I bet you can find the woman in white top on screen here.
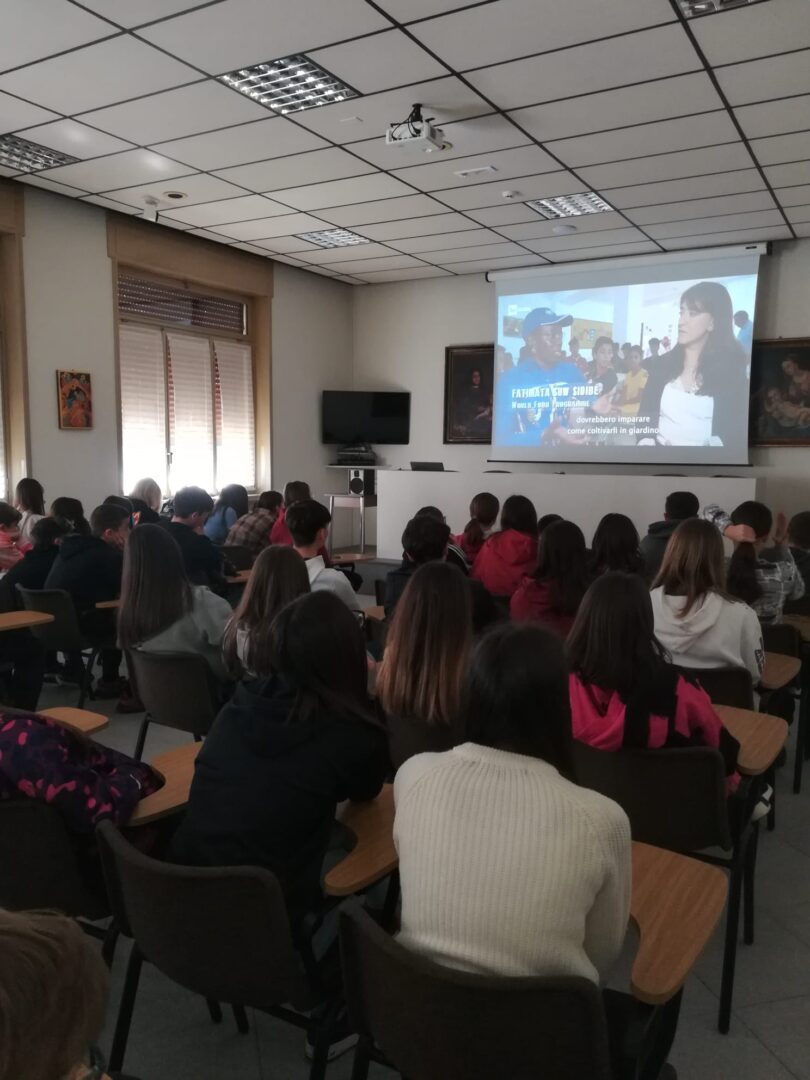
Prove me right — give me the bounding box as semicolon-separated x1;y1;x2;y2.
639;281;749;448
394;621;631;983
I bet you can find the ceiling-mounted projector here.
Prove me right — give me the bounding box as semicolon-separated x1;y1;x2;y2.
385;103;450;153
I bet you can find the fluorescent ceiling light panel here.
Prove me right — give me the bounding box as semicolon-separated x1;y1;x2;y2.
677;0;768;15
220;55;358;115
297;228;370;248
0;133;78;172
527;192;614;220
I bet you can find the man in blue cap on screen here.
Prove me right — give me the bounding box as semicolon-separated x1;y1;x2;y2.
495;306;589;446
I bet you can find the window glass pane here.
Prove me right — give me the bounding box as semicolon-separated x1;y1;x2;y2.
166;332;214;493
118;323;167;495
214;339;255;490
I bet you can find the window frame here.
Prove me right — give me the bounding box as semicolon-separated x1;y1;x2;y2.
108;215;272;497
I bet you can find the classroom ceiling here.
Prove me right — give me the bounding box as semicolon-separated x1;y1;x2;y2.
0;0;808;285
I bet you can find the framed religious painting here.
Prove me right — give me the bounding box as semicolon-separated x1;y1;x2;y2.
56;370;93;430
749;338;810;446
443;344;494;444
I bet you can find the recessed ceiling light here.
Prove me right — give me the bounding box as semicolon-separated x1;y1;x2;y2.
677;0;768;16
0;134;78;173
551;223;578;235
163;191;187;200
527;192;613;220
297;228;370;249
219;54;358;114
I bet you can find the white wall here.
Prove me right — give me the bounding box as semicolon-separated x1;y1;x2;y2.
16;190;356;526
353;240;810;541
270;262;354;501
22;189;119;511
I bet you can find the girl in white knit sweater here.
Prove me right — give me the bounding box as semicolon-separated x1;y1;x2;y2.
394;622;631;984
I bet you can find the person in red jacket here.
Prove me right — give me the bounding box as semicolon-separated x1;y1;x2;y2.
567;572;739;790
270;480;312;546
511;519;590;636
452;491;500;563
471;494;537;598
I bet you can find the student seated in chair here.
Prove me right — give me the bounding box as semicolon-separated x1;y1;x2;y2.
384;514;496;634
394;620;679;1079
225;490;283;559
470;495;538;598
0;907;144;1080
639;490;699;582
0;516;69;613
568;572;740;790
45;502;130;697
171;591;388;933
118;524;233;682
377;561;472;770
159;486;230;593
285;499;361;612
787;510;810;604
270;480;312;546
510;519;590;637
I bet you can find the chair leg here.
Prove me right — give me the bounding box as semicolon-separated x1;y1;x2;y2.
77;649;98;709
108;945;143;1073
743;823;759;946
101;924;119;968
232;1004;250;1034
718;854;744;1034
350;1035;373;1080
206;999;223;1024
133;716;150;762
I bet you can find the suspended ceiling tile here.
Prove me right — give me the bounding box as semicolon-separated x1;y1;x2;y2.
15;118;134;159
40;148;193;192
215;147;375;192
409;0;676;72
511;73;723;144
267;172;415;210
466;24;698;112
391;144;558;192
81;80;269;145
0;91;58;135
0;36;200;114
0;0;114;73
716;49;810;106
309;30;447;95
691;0;810;67
606;168;765;209
159;193;291;226
580;143;753;190
152;117;328;172
138;0;390;74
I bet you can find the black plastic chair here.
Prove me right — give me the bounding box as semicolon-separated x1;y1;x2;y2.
762;623;807;794
127;650;221;760
339;904;613;1080
216;544;253;570
0;800;117;963
675;664;754;709
16;587;103;708
572;741;758;1035
96;821;341;1079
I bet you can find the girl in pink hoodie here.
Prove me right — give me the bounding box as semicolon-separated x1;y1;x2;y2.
567;572;740;788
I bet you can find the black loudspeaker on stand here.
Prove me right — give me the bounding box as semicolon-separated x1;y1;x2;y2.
348;469;376;496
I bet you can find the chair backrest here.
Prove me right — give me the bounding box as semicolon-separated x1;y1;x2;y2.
762;623;803;659
95;821;309;1008
16;587;85;650
374;579;385;606
0;800;108;918
784;594;810;617
676;664;754;709
127;650;220;735
572;741;731;852
217;544;253;570
339;905;612;1080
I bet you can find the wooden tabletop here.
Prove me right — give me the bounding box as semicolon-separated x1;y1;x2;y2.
630;842;727;1005
226;569;251;585
716;704;788;776
365;605;385;622
326;785;397;896
761;650;802;690
39;706;109;736
127;741;201;826
96;599;120;610
783;614;810;643
0;610;54;631
333;552;378;565
324;789;726;1005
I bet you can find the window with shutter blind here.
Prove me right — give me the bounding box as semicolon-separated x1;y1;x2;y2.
117;275;255;496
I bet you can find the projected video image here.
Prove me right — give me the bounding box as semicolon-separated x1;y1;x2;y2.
494;274;758;461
